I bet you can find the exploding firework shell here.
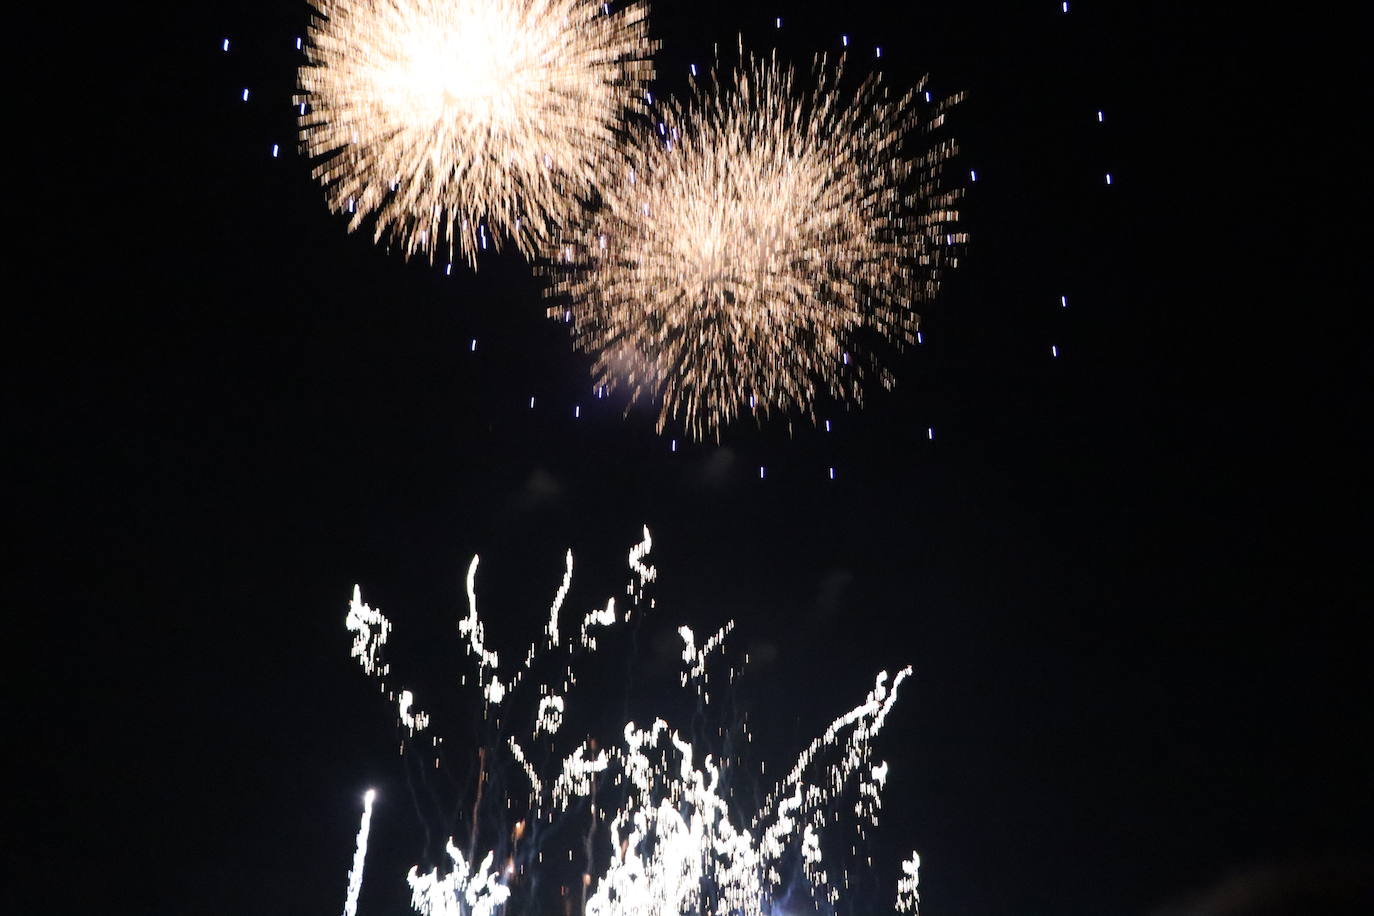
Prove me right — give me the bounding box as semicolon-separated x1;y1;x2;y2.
297;0;656;267
547;47;965;440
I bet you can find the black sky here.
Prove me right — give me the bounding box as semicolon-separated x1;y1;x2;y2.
18;2;1369;914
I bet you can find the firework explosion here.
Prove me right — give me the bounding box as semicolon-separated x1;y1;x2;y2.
546;48;965;439
297;0;655;266
342;527;920;915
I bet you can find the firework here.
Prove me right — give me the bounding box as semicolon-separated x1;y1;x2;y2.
343;788;376;916
342;527;919;915
298;0;655;266
546;47;965;439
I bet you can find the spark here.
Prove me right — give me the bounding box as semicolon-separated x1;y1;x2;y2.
342;788;376;916
297;0;655;268
546;46;964;439
896;850;921;913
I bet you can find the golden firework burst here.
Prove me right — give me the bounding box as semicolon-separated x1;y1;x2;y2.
298;0;655;267
547;47;965;439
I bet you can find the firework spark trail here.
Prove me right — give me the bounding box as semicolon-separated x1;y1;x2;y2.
298;0;655;267
896;850;921;913
343;788;376;916
343;527;919;915
547;46;965;439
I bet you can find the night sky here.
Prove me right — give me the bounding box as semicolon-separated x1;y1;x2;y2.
20;2;1369;914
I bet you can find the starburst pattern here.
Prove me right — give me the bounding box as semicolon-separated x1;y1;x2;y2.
297;0;655;266
546;48;965;439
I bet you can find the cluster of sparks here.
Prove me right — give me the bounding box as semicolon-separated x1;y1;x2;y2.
298;0;654;266
343;527;920;916
547;49;966;439
292;2;963;436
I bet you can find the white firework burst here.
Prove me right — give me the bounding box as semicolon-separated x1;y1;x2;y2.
546;46;965;439
298;0;656;267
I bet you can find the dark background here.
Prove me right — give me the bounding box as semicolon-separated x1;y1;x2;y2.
18;2;1368;914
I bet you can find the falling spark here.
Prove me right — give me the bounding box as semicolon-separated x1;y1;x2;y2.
342;788;376;916
297;0;656;268
546;46;964;439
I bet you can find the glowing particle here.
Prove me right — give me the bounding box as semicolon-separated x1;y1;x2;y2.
222;38;230;52
530;396;536;408
1097;110;1104;122
1061;295;1067;307
927;427;934;439
1105;172;1113;185
242;88;250;101
272;144;280;157
575;405;580;417
970;169;977;181
1051;344;1059;357
829;467;835;479
471;338;477;352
